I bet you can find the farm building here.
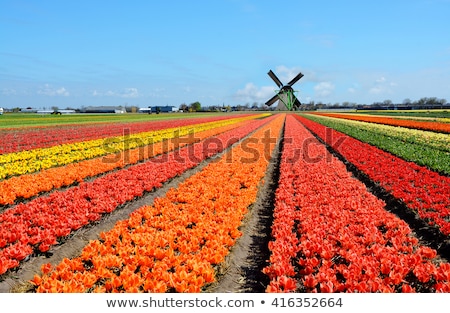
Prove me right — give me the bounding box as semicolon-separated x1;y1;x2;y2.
150;106;179;113
82;106;126;113
37;109;76;114
137;107;152;114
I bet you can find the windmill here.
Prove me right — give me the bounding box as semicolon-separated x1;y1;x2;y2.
265;69;304;111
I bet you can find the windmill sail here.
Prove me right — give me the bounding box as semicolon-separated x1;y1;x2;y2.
268;70;283;88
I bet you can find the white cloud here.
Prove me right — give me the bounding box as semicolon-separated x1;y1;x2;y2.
314;82;335;97
1;88;18;96
93;87;139;98
235;83;275;103
369;86;384;94
37;84;69;96
303;34;337;48
369;76;396;95
121;88;139;98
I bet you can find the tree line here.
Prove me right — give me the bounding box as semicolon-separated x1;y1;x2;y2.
288;97;449;111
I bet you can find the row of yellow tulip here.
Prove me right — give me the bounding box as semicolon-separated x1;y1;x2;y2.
346;113;450;124
0;114;269;180
309;114;450;152
0;118;257;205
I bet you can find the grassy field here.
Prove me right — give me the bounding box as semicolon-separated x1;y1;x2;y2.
0;112;225;128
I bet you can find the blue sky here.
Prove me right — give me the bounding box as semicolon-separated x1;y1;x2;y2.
1;0;450;109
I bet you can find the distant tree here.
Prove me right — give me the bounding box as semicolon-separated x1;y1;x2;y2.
403;98;412;105
314;102;325;110
189;101;201;112
236;104;245;111
179;103;189;112
125;105;138;113
259;103;268;111
302;101;313;111
416;97;428;106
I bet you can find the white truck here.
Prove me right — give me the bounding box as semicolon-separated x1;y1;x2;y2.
0;107;3;115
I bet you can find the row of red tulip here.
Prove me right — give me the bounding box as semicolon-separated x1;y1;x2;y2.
294;114;450;236
0;115;250;154
0;116;271;276
263;115;450;292
30;114;285;292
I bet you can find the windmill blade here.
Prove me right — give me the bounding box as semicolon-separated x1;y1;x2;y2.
287;72;304;86
293;97;302;109
268;70;283;88
265;94;279;106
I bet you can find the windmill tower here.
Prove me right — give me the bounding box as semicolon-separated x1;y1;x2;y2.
265;70;303;110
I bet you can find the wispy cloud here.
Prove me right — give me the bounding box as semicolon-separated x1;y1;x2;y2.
314;82;335;97
234;83;274;103
1;88;18;96
37;84;69;96
303;34;338;48
369;76;396;95
93;87;139;98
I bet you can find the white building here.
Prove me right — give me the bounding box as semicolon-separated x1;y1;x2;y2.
138;107;152;113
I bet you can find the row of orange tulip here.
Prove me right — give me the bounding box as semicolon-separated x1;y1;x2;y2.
0;116;272;275
30;114;285;292
0;116;258;206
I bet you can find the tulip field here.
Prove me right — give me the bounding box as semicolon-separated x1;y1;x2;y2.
0;111;449;293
